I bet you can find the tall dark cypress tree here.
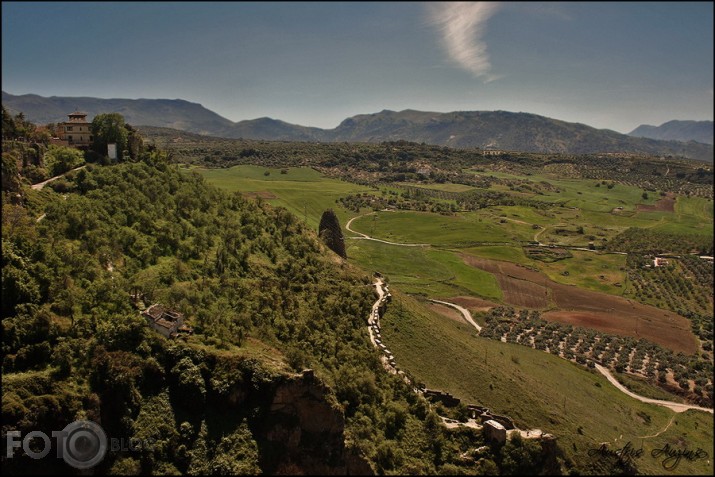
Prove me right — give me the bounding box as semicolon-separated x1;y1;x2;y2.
318;209;347;258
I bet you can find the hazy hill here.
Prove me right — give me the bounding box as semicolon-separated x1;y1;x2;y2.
1;91;236;136
231;117;326;141
3;91;712;161
325;109;713;161
629;120;714;145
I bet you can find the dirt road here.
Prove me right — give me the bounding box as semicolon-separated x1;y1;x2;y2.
31;165;86;190
594;364;713;414
428;299;481;332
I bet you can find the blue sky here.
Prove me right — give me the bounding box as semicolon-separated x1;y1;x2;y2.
2;1;713;133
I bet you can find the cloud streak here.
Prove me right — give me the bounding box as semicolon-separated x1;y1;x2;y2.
428;2;501;81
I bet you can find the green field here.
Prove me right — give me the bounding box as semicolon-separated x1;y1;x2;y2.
477;171;661;212
461;247;628;295
648;196;714;237
347;239;502;300
348;210;517;246
381;290;714;475
397;181;476;193
538;250;627;294
196;165;374;230
461;245;533;265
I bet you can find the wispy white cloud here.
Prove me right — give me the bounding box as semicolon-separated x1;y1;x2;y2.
427;2;502;81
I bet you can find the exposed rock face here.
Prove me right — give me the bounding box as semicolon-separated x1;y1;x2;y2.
319;209;347;258
256;369;373;475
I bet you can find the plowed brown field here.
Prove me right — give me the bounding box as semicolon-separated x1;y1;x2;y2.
461;255;698;354
636;192;676;212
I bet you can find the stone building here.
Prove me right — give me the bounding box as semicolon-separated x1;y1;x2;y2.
142;303;191;339
57;111;93;148
483;419;507;443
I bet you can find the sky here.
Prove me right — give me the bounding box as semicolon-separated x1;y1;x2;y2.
2;1;713;133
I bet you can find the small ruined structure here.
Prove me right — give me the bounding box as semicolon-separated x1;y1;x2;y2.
423;389;461;407
142;303;192;339
483;420;507;444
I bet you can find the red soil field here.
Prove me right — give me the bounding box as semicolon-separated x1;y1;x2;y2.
636;193;676;212
461;255;698;355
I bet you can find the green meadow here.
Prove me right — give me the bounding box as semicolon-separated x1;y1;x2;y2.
649;196;714;237
397;181;477;193
461;247;628;295
381;290;714;475
347;239;502;300
197;165;374;230
477;171;661;213
347;210;516;246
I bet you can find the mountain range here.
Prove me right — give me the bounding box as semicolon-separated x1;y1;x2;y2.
628;120;713;145
3;91;712;162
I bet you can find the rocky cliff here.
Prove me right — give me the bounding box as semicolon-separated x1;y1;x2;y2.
256;369;373;475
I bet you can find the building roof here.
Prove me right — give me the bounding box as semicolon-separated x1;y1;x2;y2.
143;303;184;323
65;111;90;123
484;420;506;430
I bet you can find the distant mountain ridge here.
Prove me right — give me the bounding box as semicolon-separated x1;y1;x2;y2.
628;120;713;145
3;91;712;162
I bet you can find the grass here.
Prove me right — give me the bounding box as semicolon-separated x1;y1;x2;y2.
196;165;374;230
646;196;714;237
459;247;627;296
348;210;515;246
186;336;290;374
537;250;627;295
397;181;476;193
461;245;533;265
676;196;714;220
381;290;714;475
347;239;502;300
478;171;660;213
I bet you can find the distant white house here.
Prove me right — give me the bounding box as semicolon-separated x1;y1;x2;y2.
653;257;670;267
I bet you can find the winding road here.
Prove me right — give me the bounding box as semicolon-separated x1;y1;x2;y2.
594;364;713;414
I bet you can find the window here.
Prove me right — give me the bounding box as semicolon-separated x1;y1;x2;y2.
66;126;73;131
